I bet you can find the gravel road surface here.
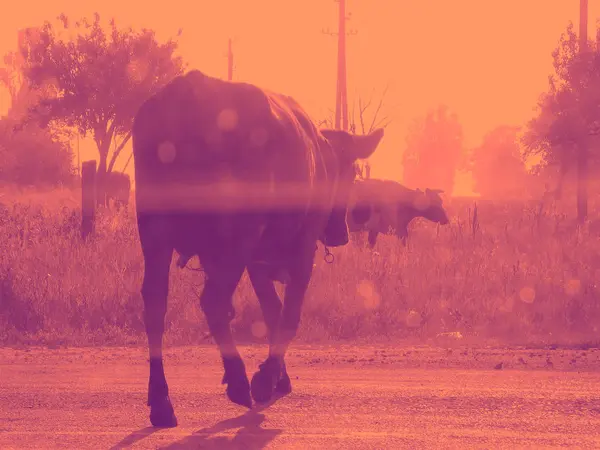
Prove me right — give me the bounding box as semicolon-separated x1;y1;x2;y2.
1;345;600;449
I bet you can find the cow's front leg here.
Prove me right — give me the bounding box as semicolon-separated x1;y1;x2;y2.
247;263;292;397
200;261;252;408
141;243;176;428
250;245;315;403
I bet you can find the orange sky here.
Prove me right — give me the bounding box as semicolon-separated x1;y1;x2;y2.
0;1;597;195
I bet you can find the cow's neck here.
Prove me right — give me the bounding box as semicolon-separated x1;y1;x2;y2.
398;207;419;227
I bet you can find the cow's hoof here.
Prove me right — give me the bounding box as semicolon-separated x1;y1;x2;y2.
275;369;292;395
251;357;282;403
226;380;253;408
222;357;252;409
149;396;178;428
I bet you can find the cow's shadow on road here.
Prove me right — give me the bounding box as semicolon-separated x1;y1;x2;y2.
161;404;282;450
111;398;283;450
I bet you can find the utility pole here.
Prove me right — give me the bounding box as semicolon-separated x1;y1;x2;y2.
77;134;80;177
578;0;588;223
323;0;357;131
227;38;234;81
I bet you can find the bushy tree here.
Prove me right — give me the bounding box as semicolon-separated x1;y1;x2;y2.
19;13;185;202
0;118;75;186
0;29;75;187
402;104;463;194
0;28;56;122
467;125;530;198
522;22;600;219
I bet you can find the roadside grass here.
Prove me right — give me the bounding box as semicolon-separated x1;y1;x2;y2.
1;185;599;348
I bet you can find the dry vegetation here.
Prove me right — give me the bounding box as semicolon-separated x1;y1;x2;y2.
1;186;599;348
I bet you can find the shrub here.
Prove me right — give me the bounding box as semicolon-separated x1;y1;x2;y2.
0;119;75;187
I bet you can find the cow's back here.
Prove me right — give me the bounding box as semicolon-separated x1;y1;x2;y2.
348;179;418;233
132;70;335;256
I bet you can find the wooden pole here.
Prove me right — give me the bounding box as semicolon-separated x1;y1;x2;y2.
577;0;588;223
335;0;345;129
77;134;80;177
336;0;350;131
580;0;588;52
81;160;97;240
323;0;356;131
227;38;234;81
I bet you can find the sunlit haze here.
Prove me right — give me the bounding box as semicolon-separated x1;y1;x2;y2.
0;1;596;195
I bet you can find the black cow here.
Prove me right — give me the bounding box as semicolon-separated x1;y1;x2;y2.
347;179;449;247
132;70;383;427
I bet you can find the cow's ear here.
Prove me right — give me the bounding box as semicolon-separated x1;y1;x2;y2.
320;129;350;148
349;128;384;160
320;128;384;161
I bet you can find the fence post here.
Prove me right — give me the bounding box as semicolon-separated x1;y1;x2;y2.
472;201;479;238
81;160;97;240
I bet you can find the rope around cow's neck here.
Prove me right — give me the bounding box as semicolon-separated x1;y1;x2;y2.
323;246;335;264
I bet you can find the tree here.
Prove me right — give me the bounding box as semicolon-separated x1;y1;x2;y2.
349;86;392;179
319;86;393;179
0;52;23;112
0;118;75;186
0;28;55;121
19;13;185;203
467;125;530;198
522;22;600;217
402;104;463;194
348;85;393;135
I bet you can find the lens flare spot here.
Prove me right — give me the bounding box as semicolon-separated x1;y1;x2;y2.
251;321;267;339
413;195;431;211
406;309;422;328
157;141;177;164
519;287;536;304
564;279;581;296
357;280;380;310
217;108;239;131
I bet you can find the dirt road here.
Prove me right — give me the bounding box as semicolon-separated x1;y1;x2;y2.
1;345;600;449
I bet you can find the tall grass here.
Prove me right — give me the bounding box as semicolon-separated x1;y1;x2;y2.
1;186;599;347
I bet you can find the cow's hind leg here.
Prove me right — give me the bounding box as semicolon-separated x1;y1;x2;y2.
247;263;292;397
200;256;254;408
139;217;176;428
250;245;315;403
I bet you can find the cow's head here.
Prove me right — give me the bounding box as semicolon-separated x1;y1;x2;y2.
349;199;373;227
318;128;384;247
346;179;375;230
412;188;450;225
